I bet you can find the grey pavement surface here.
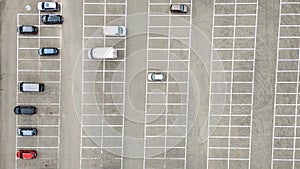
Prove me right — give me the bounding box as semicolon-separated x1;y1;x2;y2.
0;0;298;169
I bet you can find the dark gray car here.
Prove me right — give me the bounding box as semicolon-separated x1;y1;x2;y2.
38;47;59;56
17;25;38;34
14;106;37;115
42;14;63;24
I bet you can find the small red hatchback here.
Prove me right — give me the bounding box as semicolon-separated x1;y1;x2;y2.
17;150;37;159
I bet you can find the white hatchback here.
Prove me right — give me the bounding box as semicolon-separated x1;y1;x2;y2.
147;72;166;81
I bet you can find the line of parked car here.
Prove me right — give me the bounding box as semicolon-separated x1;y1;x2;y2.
16;1;61;160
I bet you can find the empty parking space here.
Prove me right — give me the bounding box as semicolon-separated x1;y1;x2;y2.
207;0;258;169
271;1;300;169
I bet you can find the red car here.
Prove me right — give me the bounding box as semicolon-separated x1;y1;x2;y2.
17;150;37;159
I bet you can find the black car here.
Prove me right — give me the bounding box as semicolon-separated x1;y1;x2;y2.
17;25;38;34
38;47;59;56
42;14;63;24
14;106;37;115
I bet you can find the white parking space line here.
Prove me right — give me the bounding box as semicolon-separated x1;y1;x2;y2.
81;0;127;168
215;14;257;17
39;25;62;28
271;1;300;168
214;25;256;28
144;0;192;168
149;3;191;5
214;2;257;5
17;147;59;149
18;48;40;49
18;36;61;39
207;0;258;168
84;2;126;5
149;25;190;28
84;14;125;16
16;125;60;127
18;58;61;61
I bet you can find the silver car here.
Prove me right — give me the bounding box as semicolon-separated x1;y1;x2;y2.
18;128;37;136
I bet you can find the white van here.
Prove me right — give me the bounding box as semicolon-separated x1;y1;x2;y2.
103;26;126;36
88;47;117;60
19;82;45;92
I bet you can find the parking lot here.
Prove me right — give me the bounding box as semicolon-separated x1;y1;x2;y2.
16;1;62;168
0;0;298;169
207;0;258;168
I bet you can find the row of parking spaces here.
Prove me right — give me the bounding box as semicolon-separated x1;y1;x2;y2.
81;0;127;168
144;1;192;169
207;1;258;169
271;1;300;169
16;11;61;169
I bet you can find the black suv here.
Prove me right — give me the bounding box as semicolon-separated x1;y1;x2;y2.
14;106;37;115
42;14;63;24
17;25;38;34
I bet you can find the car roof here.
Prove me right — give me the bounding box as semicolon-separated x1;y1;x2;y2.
22;26;34;31
22;130;34;135
45;2;57;8
22;153;32;159
44;48;56;54
154;74;164;78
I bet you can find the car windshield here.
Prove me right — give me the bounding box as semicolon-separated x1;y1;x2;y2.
180;5;184;11
118;27;123;34
151;74;156;80
44;48;55;54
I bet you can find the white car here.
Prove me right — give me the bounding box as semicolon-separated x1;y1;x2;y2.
147;72;166;81
170;4;188;13
37;2;60;12
103;26;126;36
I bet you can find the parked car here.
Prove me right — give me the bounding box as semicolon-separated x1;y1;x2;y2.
19;82;45;92
147;72;166;81
103;26;126;36
17;25;38;34
42;14;63;24
14;106;37;115
37;2;60;12
38;47;59;56
18;128;38;136
17;150;37;159
170;4;188;13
